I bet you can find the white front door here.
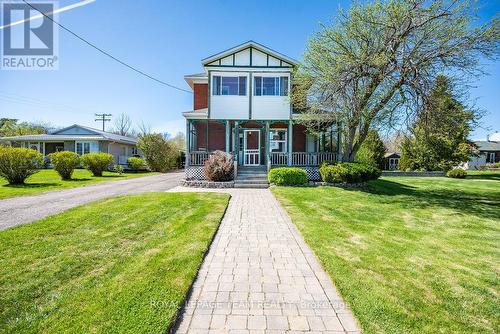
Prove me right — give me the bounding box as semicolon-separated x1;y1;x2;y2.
243;129;260;166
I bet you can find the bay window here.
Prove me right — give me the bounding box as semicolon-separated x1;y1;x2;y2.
254;76;289;96
212;76;247;96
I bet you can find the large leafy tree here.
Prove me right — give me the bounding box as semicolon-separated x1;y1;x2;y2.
293;0;499;161
0;119;51;137
399;75;477;171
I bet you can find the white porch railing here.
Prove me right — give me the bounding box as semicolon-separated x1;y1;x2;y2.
292;152;337;166
244;149;260;166
188;151;210;166
269;152;337;166
269;152;288;166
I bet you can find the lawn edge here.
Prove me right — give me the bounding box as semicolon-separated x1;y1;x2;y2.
270;187;364;332
167;192;232;334
0;171;161;201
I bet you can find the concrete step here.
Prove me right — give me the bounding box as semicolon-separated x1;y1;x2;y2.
234;183;269;189
236;174;268;179
234;179;269;184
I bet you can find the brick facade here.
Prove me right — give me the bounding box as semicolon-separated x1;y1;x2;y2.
193;83;208;110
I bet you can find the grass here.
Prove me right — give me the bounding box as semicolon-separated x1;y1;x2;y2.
0;192;230;334
0;169;155;199
272;171;500;334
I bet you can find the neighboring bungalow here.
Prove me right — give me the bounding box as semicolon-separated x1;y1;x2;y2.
0;124;140;165
465;139;500;170
183;41;340;185
383;152;401;170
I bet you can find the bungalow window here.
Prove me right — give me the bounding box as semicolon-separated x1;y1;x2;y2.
254;76;289;96
269;129;287;152
76;141;99;155
212;76;246;96
131;147;138;155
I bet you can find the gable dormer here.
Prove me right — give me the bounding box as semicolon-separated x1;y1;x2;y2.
202;41;296;69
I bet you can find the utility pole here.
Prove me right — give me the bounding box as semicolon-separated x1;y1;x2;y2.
94;113;112;131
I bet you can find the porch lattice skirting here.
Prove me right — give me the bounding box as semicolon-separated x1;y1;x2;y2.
186;166;321;181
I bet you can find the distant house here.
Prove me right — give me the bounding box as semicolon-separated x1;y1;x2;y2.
383;152;401;170
0;124;140;165
465;140;500;169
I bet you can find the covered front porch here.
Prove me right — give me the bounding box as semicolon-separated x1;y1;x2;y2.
185;119;341;170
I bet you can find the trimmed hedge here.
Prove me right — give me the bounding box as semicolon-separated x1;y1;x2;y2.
0;147;43;184
320;162;381;183
446;168;467;179
127;157;145;171
81;153;114;177
268;167;307;186
49;151;80;180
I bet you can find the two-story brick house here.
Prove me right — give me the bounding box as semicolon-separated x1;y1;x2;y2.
183;41;340;182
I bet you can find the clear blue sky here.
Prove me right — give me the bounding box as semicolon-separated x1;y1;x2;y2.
1;0;498;139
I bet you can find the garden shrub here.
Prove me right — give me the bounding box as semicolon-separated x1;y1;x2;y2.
268;167;307;186
0;147;43;184
127;157;145;171
203;150;234;182
137;134;177;172
81;152;113;177
320;162;381;183
49;151;79;180
446;168;467;179
113;164;124;175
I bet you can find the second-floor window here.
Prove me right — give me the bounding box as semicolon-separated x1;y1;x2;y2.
212;76;247;96
254;76;289;96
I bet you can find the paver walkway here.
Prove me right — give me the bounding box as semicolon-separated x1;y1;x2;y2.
0;172;182;231
169;187;361;334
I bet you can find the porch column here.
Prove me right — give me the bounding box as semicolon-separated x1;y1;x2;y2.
265;121;270;166
233;121;239;160
288;120;293;166
185;119;190;166
225;120;230;153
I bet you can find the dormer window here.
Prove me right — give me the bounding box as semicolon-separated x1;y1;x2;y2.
254;76;289;96
212;76;247;96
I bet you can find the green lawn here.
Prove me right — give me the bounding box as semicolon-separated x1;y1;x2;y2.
0;169;155;199
0;192;230;334
272;172;499;334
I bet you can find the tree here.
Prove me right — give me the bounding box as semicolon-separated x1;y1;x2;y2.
355;130;386;168
399;75;477;171
293;0;499;162
137;134;177;172
168;132;186;151
0;119;52;137
112;113;132;136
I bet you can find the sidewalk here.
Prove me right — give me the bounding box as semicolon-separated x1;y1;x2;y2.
169;187;361;334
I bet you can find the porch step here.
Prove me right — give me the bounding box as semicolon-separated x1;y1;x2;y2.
234;179;269;184
234;182;269;189
236;173;268;179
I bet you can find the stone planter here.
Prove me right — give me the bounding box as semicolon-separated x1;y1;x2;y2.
181;179;234;188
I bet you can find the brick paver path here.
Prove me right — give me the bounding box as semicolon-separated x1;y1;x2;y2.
169;187;361;334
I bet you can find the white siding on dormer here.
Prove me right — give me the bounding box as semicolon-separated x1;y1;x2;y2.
252;49;267;66
268;56;280;66
251;72;291;120
234;49;250;66
220;55;233;65
210;71;250;120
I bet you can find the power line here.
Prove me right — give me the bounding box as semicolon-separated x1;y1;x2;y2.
95;113;112;131
21;0;192;94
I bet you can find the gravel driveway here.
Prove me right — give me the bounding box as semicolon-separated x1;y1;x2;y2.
0;172;183;231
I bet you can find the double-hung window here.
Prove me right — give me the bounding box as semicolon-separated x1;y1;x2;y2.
212;76;247;96
269;129;287;152
76;141;99;155
254;76;289;96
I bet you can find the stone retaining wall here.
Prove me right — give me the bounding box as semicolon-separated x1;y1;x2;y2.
181;179;234;188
